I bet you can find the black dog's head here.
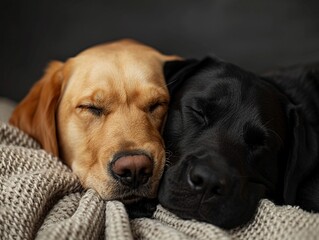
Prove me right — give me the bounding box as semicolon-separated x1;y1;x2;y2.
158;57;318;229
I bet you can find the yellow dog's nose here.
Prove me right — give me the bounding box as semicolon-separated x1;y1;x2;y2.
111;154;153;188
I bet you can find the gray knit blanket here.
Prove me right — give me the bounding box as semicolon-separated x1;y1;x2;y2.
0;122;319;240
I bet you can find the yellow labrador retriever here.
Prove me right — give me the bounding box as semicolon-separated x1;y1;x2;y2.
10;39;179;203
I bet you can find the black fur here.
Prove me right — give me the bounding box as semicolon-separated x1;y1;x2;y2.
158;57;319;229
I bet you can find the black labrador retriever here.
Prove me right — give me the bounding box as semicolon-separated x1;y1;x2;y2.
158;57;319;229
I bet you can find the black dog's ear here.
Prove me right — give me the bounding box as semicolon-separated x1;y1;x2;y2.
283;104;318;205
164;57;221;94
164;59;200;94
164;59;199;82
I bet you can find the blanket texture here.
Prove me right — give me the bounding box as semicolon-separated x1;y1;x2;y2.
0;122;318;240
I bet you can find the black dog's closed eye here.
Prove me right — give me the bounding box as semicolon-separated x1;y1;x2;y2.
188;107;209;126
243;123;266;151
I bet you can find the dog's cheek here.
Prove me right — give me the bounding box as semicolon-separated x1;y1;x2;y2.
83;164;117;200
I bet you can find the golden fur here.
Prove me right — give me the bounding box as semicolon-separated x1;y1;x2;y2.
10;39;180;202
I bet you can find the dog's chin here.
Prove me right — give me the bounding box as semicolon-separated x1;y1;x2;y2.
159;182;266;229
160;195;261;229
109;182;156;204
125;197;159;219
88;177;156;202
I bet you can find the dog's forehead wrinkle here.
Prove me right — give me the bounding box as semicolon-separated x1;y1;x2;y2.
76;39;158;58
72;52;163;87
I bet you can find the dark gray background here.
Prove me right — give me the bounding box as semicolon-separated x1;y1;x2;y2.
1;0;319;102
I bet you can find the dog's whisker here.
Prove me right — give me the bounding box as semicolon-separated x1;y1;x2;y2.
267;129;284;145
260;119;284;144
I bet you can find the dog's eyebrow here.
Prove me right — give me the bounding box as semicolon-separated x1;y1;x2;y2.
148;92;168;101
147;89;169;104
77;91;118;106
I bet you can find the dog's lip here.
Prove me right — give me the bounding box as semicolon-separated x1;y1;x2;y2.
246;176;272;192
119;194;143;204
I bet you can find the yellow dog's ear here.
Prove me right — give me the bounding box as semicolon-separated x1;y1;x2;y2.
9;61;64;156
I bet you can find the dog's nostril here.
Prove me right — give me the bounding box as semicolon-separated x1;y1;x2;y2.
111;154;153;188
188;165;226;195
189;171;205;189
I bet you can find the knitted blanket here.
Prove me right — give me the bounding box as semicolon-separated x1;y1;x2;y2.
1;121;318;240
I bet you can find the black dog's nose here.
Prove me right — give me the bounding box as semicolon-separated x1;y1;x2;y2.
111;154;153;188
188;164;227;195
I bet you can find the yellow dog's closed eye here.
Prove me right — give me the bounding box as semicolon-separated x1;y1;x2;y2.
77;104;105;117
